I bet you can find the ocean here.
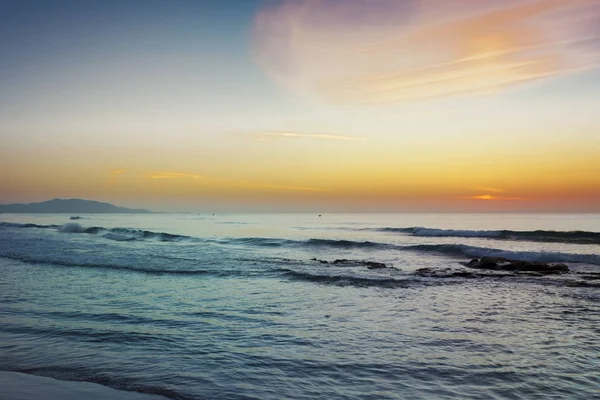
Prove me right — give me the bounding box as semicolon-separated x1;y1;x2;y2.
0;213;599;399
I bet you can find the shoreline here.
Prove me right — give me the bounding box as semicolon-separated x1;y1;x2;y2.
0;371;171;400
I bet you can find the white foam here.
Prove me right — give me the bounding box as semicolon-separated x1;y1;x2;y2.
455;245;600;265
0;372;169;400
58;223;84;233
412;227;501;237
102;232;137;241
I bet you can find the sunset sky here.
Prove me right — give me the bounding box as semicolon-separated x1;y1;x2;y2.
1;0;599;212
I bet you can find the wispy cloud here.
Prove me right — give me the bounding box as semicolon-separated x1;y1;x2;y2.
108;169;126;184
150;171;203;180
253;131;363;141
254;0;600;104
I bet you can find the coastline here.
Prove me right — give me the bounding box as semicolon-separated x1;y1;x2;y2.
0;372;170;400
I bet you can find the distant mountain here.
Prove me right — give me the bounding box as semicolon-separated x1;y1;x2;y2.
0;198;152;213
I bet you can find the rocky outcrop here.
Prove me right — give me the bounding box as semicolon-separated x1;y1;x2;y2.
415;267;484;278
311;258;389;269
413;259;600;287
463;256;569;275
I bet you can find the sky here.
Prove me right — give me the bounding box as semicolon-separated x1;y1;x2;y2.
1;0;599;212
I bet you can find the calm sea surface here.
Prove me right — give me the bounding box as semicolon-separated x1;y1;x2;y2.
1;213;599;399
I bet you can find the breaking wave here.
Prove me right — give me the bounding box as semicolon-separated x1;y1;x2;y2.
68;224;188;242
0;221;192;242
2;221;599;265
225;237;600;265
374;226;600;244
0;222;58;229
229;237;600;265
402;244;600;265
91;227;190;242
58;222;85;233
220;237;387;249
279;269;413;288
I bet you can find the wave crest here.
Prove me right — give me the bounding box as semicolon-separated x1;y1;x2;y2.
280;269;412;289
0;253;224;276
58;223;85;233
404;244;600;265
1;221;192;242
3;221;599;265
375;226;600;244
0;222;57;229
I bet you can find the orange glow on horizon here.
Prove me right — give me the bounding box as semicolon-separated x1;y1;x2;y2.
460;194;528;201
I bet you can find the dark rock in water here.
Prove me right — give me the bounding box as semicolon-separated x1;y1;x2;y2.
311;258;389;269
70;216;82;220
463;256;569;275
415;258;579;282
331;259;388;269
415;267;474;278
330;259;351;264
414;267;506;279
365;262;388;270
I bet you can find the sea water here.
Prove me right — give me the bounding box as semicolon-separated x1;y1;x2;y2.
1;213;599;399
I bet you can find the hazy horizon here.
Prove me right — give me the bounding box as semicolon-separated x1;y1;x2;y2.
2;0;600;213
3;197;600;214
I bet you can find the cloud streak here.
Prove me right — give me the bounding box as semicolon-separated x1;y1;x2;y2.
150;171;203;180
254;0;600;104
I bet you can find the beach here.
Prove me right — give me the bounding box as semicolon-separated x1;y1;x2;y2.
0;371;169;400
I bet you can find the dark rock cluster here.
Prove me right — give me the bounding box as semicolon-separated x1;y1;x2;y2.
414;267;488;279
463;256;569;275
311;258;389;269
413;256;593;284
